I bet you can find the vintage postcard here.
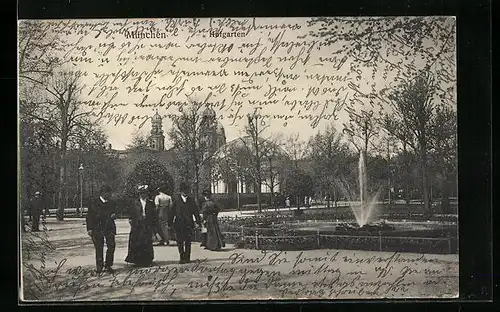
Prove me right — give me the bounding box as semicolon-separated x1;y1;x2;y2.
18;17;458;301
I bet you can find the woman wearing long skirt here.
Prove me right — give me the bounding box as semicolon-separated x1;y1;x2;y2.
200;189;225;251
125;185;155;266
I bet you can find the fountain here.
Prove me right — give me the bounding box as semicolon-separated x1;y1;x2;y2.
337;151;394;232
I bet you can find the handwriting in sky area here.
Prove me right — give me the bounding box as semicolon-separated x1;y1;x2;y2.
36;18;362;131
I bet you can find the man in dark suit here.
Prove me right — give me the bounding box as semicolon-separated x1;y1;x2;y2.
86;184;117;274
29;191;45;232
168;182;201;264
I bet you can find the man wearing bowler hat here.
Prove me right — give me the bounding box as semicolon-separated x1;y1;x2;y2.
168;182;201;264
29;191;45;232
86;184;117;274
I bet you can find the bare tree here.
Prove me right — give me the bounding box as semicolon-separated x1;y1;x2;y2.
18;21;65;210
168;99;216;197
36;70;92;220
307;17;456;109
18;20;65;86
342;108;379;161
260;137;286;210
126;129;150;150
236;112;272;213
309;125;350;208
429;106;457;213
385;73;437;215
284;133;309;168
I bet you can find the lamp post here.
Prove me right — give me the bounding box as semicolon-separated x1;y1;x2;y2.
264;150;274;211
78;164;84;217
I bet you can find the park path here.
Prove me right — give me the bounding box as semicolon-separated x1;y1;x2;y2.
20;219;458;301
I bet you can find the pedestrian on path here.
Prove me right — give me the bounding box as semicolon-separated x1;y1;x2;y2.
154;186;173;246
200;189;225;251
125;185;156;267
86;185;117;274
29;191;44;232
168;182;201;264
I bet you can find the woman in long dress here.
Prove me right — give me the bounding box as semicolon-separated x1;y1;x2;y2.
200;189;225;251
125;185;155;266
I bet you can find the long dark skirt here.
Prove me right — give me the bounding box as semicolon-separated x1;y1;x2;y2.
125;220;154;266
205;215;225;251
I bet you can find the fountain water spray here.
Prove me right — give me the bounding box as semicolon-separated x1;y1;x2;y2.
351;151;380;227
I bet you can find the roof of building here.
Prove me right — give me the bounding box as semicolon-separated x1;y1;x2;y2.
152;110;162;122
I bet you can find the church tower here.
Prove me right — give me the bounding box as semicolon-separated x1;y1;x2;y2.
148;110;165;151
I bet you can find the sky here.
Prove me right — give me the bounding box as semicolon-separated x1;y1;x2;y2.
22;17;456;151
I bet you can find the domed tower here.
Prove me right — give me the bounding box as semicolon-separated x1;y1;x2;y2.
200;107;217;151
215;121;226;149
148;110;165;151
199;107;227;193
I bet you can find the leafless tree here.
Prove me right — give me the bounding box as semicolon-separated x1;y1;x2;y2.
342;108;379;160
309;125;350;208
236;113;270;212
385;73;437;215
283;133;309;168
168;98;216;197
30;70;93;220
429;105;457;213
126;129;150;150
307;17;456;109
18;20;65;87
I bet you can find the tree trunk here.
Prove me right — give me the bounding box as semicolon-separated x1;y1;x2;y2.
326;190;331;209
256;178;262;213
57;137;67;221
194;163;200;196
334;188;338;208
403;149;411;208
441;171;451;214
57;162;65;220
421;153;431;217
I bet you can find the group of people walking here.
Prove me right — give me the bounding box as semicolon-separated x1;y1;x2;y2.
85;182;225;274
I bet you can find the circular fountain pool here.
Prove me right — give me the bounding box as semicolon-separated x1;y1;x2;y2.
271;220;457;237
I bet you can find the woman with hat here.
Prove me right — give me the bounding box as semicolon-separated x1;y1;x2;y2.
200;189;225;251
125;185;155;267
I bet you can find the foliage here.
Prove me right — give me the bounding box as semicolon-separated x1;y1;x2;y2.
342;108;379;156
18;20;65;87
308;125;350;203
126;128;150;150
168;99;216;195
125;159;174;197
282;167;314;206
428;106;457;212
384;73;440;214
307;17;456;108
283;133;309;167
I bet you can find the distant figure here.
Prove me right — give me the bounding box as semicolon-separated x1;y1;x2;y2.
86;184;117;274
154;186;173;246
200;189;225;251
168;182;201;264
274;193;281;212
125;185;155;267
285;197;291;210
29;191;44;232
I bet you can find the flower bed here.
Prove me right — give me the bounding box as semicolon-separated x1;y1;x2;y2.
216;210;458;254
218;210;458;227
223;233;457;254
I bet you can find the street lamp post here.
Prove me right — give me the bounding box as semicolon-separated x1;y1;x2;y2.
265;150;274;211
78;164;84;217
